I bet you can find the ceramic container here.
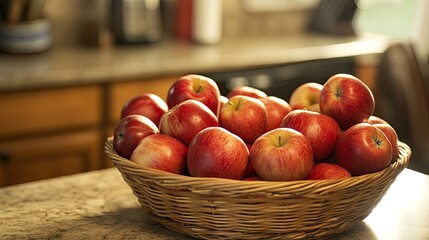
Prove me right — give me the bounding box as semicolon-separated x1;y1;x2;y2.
0;18;53;54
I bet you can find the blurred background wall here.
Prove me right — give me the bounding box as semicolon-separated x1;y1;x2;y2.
41;0;426;52
42;0;313;47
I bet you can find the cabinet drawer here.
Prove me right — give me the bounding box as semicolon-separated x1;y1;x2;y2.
0;130;102;187
108;77;177;124
0;86;102;138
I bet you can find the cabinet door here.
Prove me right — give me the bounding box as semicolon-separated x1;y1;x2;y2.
0;86;102;138
0;130;102;187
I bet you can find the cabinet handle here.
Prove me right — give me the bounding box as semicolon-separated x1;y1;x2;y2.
0;150;10;162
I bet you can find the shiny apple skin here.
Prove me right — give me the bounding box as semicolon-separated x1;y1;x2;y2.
289;82;323;112
243;176;263;181
367;115;388;125
336;123;392;176
219;95;268;144
260;96;292;132
130;134;187;174
280;109;341;162
227;86;268;99
167;74;220;114
244;143;258;177
245;161;258;178
217;95;229;117
187;127;250;180
319;74;375;130
159;99;219;146
113;115;159;159
373;123;399;163
307;163;351;180
120;93;168;126
251;128;314;181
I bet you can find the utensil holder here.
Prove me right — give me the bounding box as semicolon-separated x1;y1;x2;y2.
0;18;52;54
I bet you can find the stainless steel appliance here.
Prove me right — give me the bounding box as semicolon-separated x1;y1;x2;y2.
111;0;162;43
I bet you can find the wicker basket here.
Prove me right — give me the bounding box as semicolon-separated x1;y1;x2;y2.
105;137;411;240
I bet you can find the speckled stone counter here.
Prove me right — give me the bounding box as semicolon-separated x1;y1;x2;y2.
0;32;390;92
0;168;192;240
1;167;428;240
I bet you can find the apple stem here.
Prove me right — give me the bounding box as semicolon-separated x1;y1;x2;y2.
118;132;124;141
278;136;282;147
197;84;203;93
335;89;343;98
374;137;382;146
228;100;239;110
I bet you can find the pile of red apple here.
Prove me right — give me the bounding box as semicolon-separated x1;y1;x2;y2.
113;73;399;181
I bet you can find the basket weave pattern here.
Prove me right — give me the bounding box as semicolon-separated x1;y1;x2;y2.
105;137;410;240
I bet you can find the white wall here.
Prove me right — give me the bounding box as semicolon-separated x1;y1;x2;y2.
354;0;419;39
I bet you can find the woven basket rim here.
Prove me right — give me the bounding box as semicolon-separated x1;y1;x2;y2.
105;136;410;194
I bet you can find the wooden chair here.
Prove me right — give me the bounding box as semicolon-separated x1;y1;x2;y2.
374;41;429;174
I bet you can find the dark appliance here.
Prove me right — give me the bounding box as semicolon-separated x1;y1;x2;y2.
203;57;356;101
111;0;163;43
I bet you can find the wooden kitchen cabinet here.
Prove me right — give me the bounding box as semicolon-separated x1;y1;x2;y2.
0;130;102;187
0;86;102;137
356;64;378;92
0;85;104;187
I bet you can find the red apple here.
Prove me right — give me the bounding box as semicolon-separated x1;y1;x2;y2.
373;123;399;163
250;128;314;181
159;99;219;146
319;74;375;129
219;95;268;144
260;96;292;132
367;115;388;124
167;74;220;114
227;86;267;99
336;123;392;176
366;117;398;162
307;163;351;180
120;93;168;126
113;115;159;159
217;95;229;117
187;127;249;179
280;110;341;162
289;82;323;112
244;143;258;177
130;134;187;174
243;176;263;181
245;161;257;177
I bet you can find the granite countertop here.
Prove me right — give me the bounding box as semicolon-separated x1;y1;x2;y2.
0;32;390;92
0;168;192;240
1;167;428;240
